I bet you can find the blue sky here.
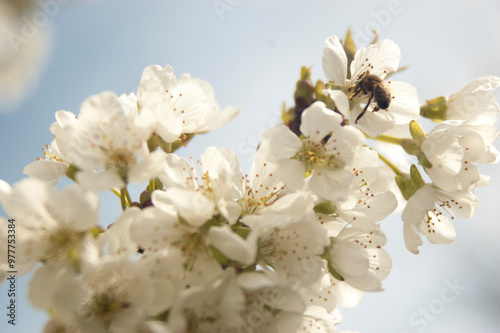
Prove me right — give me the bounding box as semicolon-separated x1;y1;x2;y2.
1;0;499;332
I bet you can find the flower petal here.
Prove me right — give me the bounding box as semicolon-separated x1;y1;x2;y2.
322;35;348;84
349;103;395;137
162;188;215;227
300;101;342;141
350;39;401;80
208;225;255;265
77;170;124;191
448;76;500;123
324;89;350;117
385;81;420;124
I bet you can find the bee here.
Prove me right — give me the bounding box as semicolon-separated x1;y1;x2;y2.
352;72;392;124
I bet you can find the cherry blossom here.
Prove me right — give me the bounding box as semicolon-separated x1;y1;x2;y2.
260;101;365;203
402;184;478;254
137;65;240;142
322;35;419;137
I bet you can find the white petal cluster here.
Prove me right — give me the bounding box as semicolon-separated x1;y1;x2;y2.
23;63;241;191
401;78;500;253
2;33;499;333
421;121;499;192
138;65;240;142
0;179;99;274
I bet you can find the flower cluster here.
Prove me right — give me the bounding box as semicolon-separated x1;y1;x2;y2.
1;31;499;333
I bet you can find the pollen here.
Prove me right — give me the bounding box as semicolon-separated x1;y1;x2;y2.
41;145;63;162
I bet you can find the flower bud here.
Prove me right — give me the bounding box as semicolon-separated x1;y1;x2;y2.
410;164;426;189
409;120;427;146
65;164;80;182
294;68;315;109
314;79;328;104
395;173;416;201
314;201;337;215
130;202;142;209
342;28;357;78
139;190;151;206
420;96;448;121
401;138;420;156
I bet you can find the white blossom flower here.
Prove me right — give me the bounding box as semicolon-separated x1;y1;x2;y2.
327;223;391;291
137;64;240;142
31;220;176;333
0;178;99;275
23;140;69;185
245;213;329;288
402;184;479;254
159;146;288;225
130;190;223;286
334;147;398;229
421;121;499;192
300;262;363;313
131;187;256;287
322;36;419;137
260;101;365;203
51;91;162;190
234;147;284;217
446;76;500;124
44;256;161;333
241;190;317;230
158;147;243;224
168;268;307;333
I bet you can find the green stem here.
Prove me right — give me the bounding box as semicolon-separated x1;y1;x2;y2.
149;178;155;191
372;147;406;178
111;188;121;198
367;134;404;146
125;188;132;207
166;142;172;153
120;187;130;211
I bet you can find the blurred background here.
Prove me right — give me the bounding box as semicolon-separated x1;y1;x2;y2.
0;0;499;332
